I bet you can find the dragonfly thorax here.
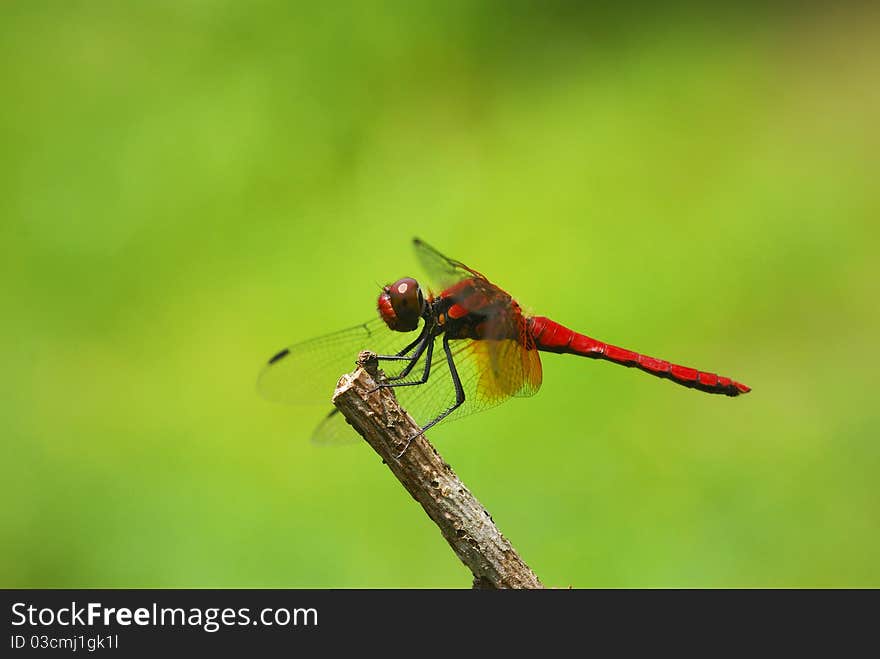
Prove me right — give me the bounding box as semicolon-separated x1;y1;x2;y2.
378;277;426;332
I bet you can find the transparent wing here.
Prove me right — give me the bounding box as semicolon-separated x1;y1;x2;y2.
391;313;543;434
258;317;415;405
399;239;543;431
261;240;542;446
286;322;542;447
258;317;427;445
412;237;488;292
310;408;360;446
471;306;543;401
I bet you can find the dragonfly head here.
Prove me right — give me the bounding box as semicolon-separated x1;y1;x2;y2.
378;277;425;332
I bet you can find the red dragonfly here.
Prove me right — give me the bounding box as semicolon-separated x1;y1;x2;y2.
259;239;750;452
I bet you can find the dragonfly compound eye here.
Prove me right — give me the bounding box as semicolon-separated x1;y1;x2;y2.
377;277;423;332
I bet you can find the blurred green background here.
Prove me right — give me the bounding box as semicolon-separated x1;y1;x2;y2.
2;2;877;588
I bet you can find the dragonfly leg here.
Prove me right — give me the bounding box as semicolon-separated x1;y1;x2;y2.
374;323;428;382
384;343;429;382
395;333;465;459
394;325;428;358
376;335;434;388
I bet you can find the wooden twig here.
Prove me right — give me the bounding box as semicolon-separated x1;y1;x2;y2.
332;351;543;589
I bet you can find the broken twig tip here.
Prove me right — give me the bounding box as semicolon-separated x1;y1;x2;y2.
357;350;379;376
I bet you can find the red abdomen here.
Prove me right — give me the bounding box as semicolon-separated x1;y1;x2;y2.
527;316;750;397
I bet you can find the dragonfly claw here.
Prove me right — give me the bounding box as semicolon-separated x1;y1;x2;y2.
394;430;424;460
394;439;411;460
